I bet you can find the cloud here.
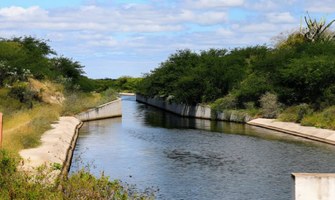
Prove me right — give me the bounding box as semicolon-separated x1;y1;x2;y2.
266;12;296;23
245;0;280;11
178;10;228;25
184;0;245;8
0;6;48;20
305;0;335;13
1;0;334;78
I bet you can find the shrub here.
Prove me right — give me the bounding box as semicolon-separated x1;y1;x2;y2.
301;106;335;129
279;103;313;123
211;94;237;112
259;92;281;118
8;82;38;107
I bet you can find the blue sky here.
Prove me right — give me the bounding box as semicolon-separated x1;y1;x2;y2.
0;0;335;78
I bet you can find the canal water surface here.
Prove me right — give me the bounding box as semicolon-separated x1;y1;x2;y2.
70;96;335;200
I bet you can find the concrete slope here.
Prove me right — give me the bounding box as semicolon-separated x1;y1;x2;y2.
19;117;81;175
248;118;335;145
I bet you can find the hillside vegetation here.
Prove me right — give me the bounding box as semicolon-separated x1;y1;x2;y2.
137;16;335;129
0;36;119;153
0;37;152;199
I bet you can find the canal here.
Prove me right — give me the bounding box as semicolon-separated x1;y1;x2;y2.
70;96;335;200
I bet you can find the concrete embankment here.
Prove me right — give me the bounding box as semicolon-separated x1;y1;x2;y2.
248;118;335;145
136;94;252;123
76;98;122;121
20;117;82;178
119;92;135;96
19;99;122;179
292;173;335;200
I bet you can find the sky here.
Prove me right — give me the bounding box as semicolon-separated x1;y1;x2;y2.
0;0;335;79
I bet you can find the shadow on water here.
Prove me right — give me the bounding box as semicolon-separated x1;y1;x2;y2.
138;102;330;149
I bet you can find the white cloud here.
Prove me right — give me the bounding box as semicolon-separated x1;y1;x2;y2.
246;0;279;11
266;12;296;23
184;0;245;8
235;23;277;33
306;1;335;13
1;0;334;78
0;6;48;19
178;10;227;25
216;28;234;36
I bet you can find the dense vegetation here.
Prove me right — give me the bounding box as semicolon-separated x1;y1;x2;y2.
93;77;142;93
137;16;335;128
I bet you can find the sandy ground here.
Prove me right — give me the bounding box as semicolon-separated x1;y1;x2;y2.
19;117;81;173
248;118;335;145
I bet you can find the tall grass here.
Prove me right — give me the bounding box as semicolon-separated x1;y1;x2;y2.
3;104;61;153
0;150;153;200
1;86;117;154
301;106;335;129
278;105;335;130
61;88;117;116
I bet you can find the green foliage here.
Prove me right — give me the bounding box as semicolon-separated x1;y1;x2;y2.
0;61;32;86
8;82;38;106
278;55;335;105
278;104;313;123
137;15;335;113
301;106;335;129
93;76;142;93
259;92;281;118
211;94;237;112
137;47;268;105
234;73;273;106
50;57;84;83
0;149;153;200
0;36;95;94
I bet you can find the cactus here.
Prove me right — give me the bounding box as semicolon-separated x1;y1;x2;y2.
303;13;335;42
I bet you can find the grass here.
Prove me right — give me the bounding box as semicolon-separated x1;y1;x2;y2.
301;106;335;129
61;88;117;116
0;150;154;200
1;84;117;155
278;105;335;130
3;104;60;153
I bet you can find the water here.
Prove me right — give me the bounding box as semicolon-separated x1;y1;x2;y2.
71;96;335;200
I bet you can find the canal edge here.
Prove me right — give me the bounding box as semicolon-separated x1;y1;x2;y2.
247;118;335;146
64;98;123;176
60;120;83;177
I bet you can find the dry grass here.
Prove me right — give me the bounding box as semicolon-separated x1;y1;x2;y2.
2;104;61;153
1;84;116;155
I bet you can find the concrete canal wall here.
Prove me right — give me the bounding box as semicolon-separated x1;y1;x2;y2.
20;117;82;179
19;99;122;179
248;118;335;145
293;173;335;200
136;94;252;123
76;98;122;121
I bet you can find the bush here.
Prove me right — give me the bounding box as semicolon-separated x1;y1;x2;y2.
279;103;313;123
211;94;237;112
301;106;335;129
8;82;38;106
259;92;281;118
234;73;273;106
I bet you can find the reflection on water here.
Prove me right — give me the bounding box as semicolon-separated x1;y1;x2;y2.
71;96;335;200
